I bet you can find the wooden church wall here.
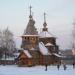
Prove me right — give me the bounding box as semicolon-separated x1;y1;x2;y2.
39;38;56;45
21;36;39;50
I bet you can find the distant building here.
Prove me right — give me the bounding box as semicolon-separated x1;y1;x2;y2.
72;49;75;55
60;49;75;64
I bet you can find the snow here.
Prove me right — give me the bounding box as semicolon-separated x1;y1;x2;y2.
39;42;51;55
52;53;62;58
45;43;54;46
14;53;20;58
30;47;35;50
0;65;75;75
1;57;14;60
39;31;54;38
22;35;38;37
24;50;32;58
20;48;24;50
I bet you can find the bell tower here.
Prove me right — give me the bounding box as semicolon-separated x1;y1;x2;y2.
21;6;38;50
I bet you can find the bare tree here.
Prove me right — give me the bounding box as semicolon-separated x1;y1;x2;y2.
2;27;16;59
0;30;2;47
0;30;4;59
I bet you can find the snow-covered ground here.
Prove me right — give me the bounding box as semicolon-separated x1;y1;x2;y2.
0;65;75;75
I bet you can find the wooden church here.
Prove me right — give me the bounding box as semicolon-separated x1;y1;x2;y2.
17;6;61;66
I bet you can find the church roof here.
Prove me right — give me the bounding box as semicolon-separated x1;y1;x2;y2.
39;42;51;55
24;19;38;35
39;31;54;38
45;42;54;46
30;47;35;50
24;6;38;35
22;35;38;37
52;53;62;57
18;48;32;58
24;50;32;58
39;13;55;38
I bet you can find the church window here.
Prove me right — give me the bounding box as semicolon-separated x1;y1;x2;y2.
25;37;26;39
28;37;29;40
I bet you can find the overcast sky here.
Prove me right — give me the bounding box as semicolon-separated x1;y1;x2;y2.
0;0;75;49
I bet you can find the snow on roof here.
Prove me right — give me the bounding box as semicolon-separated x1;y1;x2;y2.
39;31;55;38
22;35;38;37
19;48;24;50
24;50;32;58
52;53;62;57
45;43;54;46
39;42;51;55
30;47;35;50
14;53;20;58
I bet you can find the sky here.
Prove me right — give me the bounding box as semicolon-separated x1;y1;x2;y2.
0;0;75;49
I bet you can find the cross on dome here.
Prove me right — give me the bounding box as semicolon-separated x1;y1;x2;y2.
29;5;32;19
43;12;47;28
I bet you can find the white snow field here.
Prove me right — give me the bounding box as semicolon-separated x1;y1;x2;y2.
0;65;75;75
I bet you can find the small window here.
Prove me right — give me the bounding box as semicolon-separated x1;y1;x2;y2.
28;37;29;40
25;37;26;39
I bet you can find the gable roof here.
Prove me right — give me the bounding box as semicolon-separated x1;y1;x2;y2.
39;31;55;38
39;42;51;55
28;50;40;58
52;53;62;58
23;50;32;58
30;47;35;50
45;42;54;46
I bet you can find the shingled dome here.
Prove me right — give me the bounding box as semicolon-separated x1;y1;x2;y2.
24;19;38;35
24;6;38;35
